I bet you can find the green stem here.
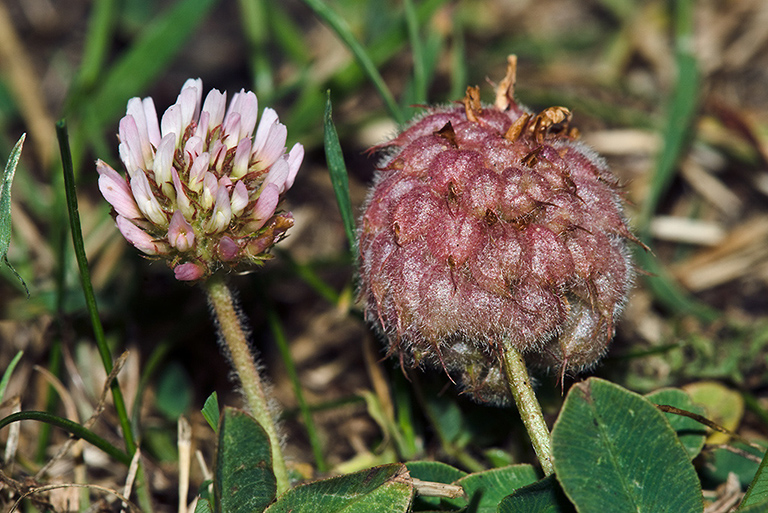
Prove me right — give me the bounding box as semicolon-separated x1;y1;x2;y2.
204;275;289;494
56;120;136;455
500;340;555;476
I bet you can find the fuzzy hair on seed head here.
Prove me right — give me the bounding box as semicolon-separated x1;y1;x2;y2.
357;57;638;405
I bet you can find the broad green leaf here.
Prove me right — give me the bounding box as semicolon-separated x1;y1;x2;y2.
455;465;539;513
645;388;707;459
741;443;768;509
323;93;356;252
202;392;220;433
215;407;276;513
497;475;574;513
683;380;744;444
264;464;413;513
421;387;468;447
155;361;193;420
737;501;768;513
406;460;467;510
195;479;214;513
0;350;23;401
702;442;764;491
0;134;28;295
406;460;466;484
194;497;213;513
552;378;702;513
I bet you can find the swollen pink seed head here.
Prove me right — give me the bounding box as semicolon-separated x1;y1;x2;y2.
358;57;637;404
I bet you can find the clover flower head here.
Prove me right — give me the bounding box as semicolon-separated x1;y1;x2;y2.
97;79;303;281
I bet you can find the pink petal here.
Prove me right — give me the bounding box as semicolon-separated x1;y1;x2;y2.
210;140;227;173
205;186;232;233
119;115;145;174
161;104;183;147
177;82;201;130
188;152;209;193
202;89;226;132
168;210;195;252
97;160;142;219
229;90;258;140
195;111;210;141
130;170;167;226
254;122;287;171
230;180;249;216
252;183;280;230
142;97;161;147
285;143;304;190
222;112;242;150
219;236;240;261
184;136;204;166
262;158;289;194
202;172;219;209
231;137;252;179
172;168;194;219
118;142;135;177
174;262;205;281
116;215;164;255
152;134;176;188
126;98;154;165
252;108;279;155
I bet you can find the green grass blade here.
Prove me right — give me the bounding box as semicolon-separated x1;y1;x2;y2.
301;0;405;125
448;19;467;101
323;93;357;253
638;0;698;232
0;411;131;465
0;134;29;296
71;0;116;94
237;0;275;100
276;249;340;305
79;0;217;128
634;0;717;321
0;350;23;401
403;0;427;105
56;120;136;455
262;293;327;472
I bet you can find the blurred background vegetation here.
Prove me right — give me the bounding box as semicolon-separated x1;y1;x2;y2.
1;0;768;510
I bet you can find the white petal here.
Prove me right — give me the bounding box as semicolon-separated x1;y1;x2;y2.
130;170;167;226
161;104;183;147
285;143;304;190
230;180;249;216
142;97;161;147
231;137;252;179
253;122;287;172
119;115;145;172
202;89;226;132
262;158;289;194
252;108;279;154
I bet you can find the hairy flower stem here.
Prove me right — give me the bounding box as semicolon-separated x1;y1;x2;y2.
204;275;289;494
500;339;555;476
